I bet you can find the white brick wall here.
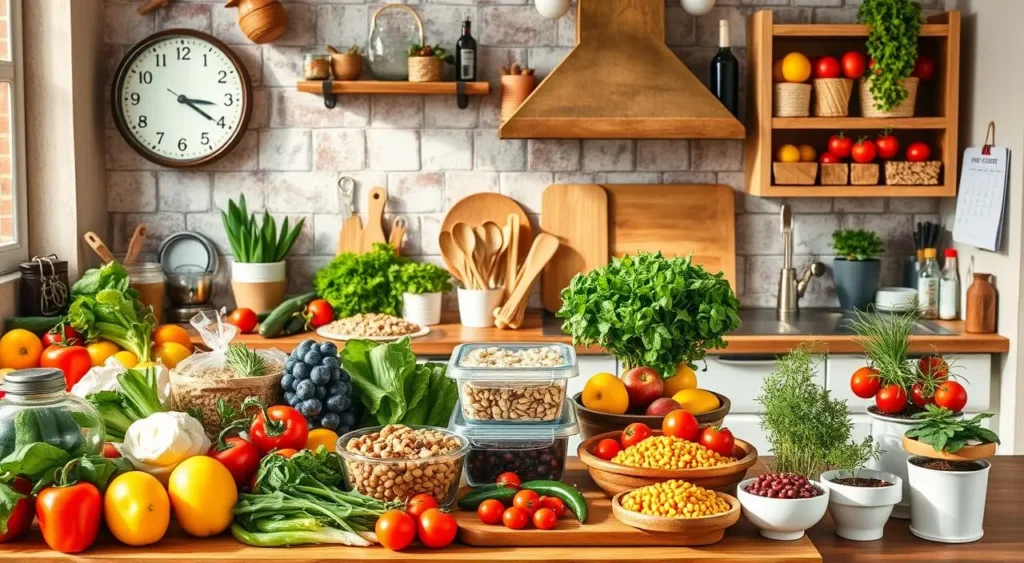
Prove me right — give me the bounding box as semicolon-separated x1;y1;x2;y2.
103;0;943;310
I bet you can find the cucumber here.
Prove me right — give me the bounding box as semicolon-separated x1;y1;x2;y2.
33;408;61;449
259;292;318;338
282;313;306;336
456;484;518;510
54;410;84;453
3;316;62;335
13;410;41;450
522;480;589;523
0;419;16;460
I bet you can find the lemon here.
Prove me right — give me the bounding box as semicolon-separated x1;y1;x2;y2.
798;144;817;163
306;429;339;452
672;389;721;415
582;373;629;414
781;52;812;83
664;364;698;397
113;350;139;368
776;144;801;163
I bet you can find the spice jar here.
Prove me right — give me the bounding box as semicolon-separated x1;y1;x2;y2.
303;54;332;80
18;256;69;317
126;262;167;325
0;368;105;458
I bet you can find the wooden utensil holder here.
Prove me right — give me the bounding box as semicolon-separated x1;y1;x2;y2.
850;163;880;185
773;162;817;185
773;83;811;117
813;78;853;117
501;74;536;121
820;163;849;185
408;56;443;82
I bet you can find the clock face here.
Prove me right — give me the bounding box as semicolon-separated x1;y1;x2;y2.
113;30;251;167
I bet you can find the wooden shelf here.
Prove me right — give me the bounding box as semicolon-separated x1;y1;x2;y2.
772;117;948;130
773;23;950;37
765;184;956;198
296;80;490;95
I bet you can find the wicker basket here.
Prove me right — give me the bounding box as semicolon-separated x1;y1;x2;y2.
885;161;942;185
820;163;850;185
501;74;536;121
331;53;363;81
850;163;880;185
773;83;812;117
408;56;443;82
773;162;818;185
860;76;919;118
813;78;853;117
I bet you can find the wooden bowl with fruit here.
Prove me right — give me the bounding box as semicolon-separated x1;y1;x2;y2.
578;428;758;498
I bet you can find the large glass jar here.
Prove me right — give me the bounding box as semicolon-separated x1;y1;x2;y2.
367;4;424;81
0;368;105;458
126;262;167;325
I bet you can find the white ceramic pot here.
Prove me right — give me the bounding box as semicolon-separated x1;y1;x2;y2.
230;261;287;312
457;287;503;328
737;478;830;541
908;456;990;543
820;469;903;541
865;408;915;519
402;292;442;326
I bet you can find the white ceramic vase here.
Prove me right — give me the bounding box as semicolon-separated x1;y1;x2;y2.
231;261;287;312
908;457;990;543
820;469;902;541
402;292;442;326
737;478;830;541
865;408;915;519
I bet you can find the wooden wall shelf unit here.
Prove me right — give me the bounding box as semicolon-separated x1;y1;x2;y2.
744;10;961;198
296;80;490;109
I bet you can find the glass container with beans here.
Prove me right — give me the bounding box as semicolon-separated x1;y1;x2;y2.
448;398;579;486
447;343;578;424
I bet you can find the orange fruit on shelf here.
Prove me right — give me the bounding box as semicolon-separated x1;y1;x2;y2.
781;52;812;83
582;373;630;414
776;144;801;163
153;325;192;350
798;144;817;163
772;59;786;83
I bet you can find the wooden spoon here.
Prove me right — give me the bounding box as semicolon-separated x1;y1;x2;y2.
439;231;468;285
471;226;491;284
84;232;116;264
504;214;520;299
452;223;484;289
494;233;559;328
124;225;148;265
481;221;503;287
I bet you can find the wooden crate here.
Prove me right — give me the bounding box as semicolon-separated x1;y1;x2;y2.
773;162;817;185
851;163;880;185
820;163;849;185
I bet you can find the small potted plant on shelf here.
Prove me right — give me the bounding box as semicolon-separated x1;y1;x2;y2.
819;446;900;541
328;45;363;81
392;261;452;326
831;228;885;311
857;0;923;117
407;44;452;82
903;405;999;543
221;195;304;312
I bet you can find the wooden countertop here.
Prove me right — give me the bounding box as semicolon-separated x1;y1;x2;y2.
5;457;1023;562
198;312;1009;356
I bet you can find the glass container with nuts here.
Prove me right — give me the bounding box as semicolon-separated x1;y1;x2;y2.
447;343;578;424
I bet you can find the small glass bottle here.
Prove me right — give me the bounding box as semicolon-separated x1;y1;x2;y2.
126;262;167;325
939;248;959;320
918;248;940;319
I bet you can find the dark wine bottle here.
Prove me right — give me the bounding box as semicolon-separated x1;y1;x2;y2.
455;20;477;82
709;19;739;116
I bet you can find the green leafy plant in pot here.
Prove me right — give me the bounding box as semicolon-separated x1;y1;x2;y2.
857;0;923;117
221;194;305;312
391;261;452;326
831;229;885;311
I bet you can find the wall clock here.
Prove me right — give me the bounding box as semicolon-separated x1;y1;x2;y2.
112;29;252;168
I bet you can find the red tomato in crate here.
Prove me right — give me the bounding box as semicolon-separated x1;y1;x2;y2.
815;56;842;79
906;142;932;162
912;56;936;81
819;151;842;164
841;51;867;79
876;132;900;160
828;133;853;159
851;138;878;164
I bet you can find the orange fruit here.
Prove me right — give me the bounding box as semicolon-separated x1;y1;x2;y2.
776;144;801;163
153;325;192;350
781;52;812;83
0;329;44;370
581;373;629;414
798;144;817;163
663;364;698;397
113;351;139;369
154;342;191;369
772;59;786;83
87;340;120;366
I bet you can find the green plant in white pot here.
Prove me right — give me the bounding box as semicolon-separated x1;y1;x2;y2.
831;229;885;311
392;261;452;326
221;194;304;312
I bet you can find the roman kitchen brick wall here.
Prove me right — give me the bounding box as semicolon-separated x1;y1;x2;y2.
102;0;945;310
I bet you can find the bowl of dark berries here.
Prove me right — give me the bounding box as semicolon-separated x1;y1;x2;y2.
737;473;829;541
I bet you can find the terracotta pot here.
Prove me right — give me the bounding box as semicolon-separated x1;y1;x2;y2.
572;392;730;442
331;53;363;81
224;0;287;45
501;74;536;121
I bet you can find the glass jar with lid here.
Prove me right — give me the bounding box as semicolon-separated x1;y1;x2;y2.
126;262;167;324
0;368;105;458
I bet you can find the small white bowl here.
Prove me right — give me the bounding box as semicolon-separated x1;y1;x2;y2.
875;287;917;312
737;477;830;541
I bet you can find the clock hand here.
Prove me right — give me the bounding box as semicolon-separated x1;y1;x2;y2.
182;97;215;105
167;88;216;121
183;99;215;122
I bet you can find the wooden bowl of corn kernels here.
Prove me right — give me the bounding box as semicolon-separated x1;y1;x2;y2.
612;487;741;540
578;430;758;498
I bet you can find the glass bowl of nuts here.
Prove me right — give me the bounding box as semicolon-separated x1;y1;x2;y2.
337;424;469;507
447;343;579;424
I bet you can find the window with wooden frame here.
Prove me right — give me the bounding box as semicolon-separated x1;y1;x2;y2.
0;0;25;272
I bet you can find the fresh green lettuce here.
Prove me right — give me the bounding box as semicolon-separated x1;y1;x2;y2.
66;262;156;361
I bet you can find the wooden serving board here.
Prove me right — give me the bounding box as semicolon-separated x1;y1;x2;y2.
441;193;532;278
540;184;609;312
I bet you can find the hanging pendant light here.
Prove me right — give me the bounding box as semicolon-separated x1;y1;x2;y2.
535;0;571;19
681;0;716;16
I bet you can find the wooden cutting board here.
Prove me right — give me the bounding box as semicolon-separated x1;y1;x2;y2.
541;184;609;313
441;193;532;277
360;186;388;252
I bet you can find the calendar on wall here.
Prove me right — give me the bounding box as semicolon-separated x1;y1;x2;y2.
952;145;1011;252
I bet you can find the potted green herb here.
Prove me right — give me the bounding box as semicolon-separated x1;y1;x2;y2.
221;194;304;312
407;44;451;82
392;261;453;326
831;228;885;311
857;0;924;117
314;243;404;318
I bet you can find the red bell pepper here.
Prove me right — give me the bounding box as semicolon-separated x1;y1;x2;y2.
243;397;309;455
36;469;103;553
0;477;35;543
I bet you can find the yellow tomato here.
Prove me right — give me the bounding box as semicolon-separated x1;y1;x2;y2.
306;429;339;452
104;471;170;546
168;457;237;538
663;364;698;397
154;342;191;369
672;388;721;415
798;144;817;163
153;325;192;349
87;340;120;366
581;373;629;414
781;52;812;83
776;144;801;163
0;329;43;370
113;350;139;369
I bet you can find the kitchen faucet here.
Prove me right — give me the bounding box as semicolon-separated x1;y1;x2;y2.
777;204;825;317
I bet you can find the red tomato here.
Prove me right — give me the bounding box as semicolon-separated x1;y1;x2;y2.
841;51;867;79
417;508;457;549
532;508;558;530
248;403;309;455
539;496;567;519
918;355;949;380
828;133;853;159
934;381;968;413
304;299;334;329
819;151;841;164
36;482;102;554
208;436;261;486
512;489;540;515
815;56;842;79
906;142;932;162
375;510;416;551
477;499;505;525
621;422;652;448
875;384;908;414
662;410;699;442
39;345;92;390
593;438;622;461
0;477;34;543
910;382;934;408
912;56;936;81
406;493;439;521
102;443;121;459
502;507;529;530
850;366;882;399
699;426;735;457
227;308;258;334
496;472;521;489
42;325;81;347
851;138;878;163
876;132;900;159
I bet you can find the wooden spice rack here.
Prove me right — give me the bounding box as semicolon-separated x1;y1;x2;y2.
296;80;491;109
744;10;961;198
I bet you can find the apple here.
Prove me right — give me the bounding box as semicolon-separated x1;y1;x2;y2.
621;367;664;408
645;397;681;416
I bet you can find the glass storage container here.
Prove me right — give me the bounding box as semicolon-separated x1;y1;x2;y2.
0;368;105;458
447;343;578;423
449;398;579;486
126;262;167;325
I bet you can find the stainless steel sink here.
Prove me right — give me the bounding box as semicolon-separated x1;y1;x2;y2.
731;308;955;336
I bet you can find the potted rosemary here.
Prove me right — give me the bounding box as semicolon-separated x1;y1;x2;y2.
831;228;885;311
392;261;452;326
221;194;305;312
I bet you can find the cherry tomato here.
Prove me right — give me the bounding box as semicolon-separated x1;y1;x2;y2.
375;510;416;551
477;499;505;525
304;299;334;329
226;308;258;334
532;508;558;530
417;508;457;549
819;151;841;164
102;443;121;459
539;496;567;519
621;422;652;448
918;355;949;380
934;381;967;413
814;56;841;79
513;489;540;515
593;438;622;461
42;325;81;347
912;56;936;81
841;51;867;79
502;507;529;530
906;142;932;162
850;366;881;399
406;493;439;521
496;472;521;489
876;132;900;160
910;382;934;408
662;410;699;441
699;426;736;457
40;345;92;390
875;384;908;414
828;133;853;159
851;138;877;163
